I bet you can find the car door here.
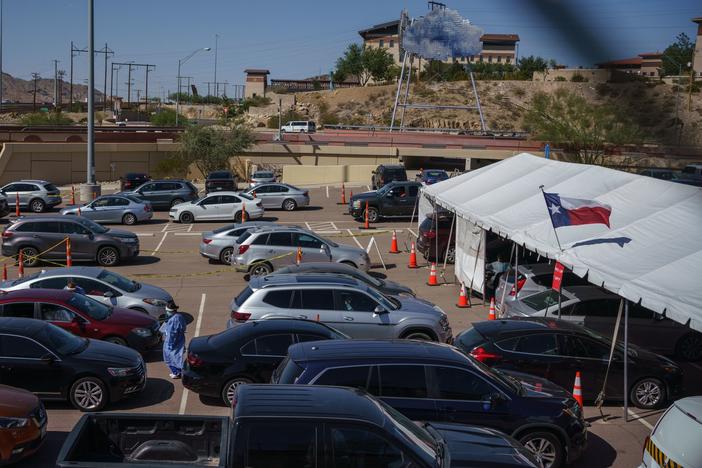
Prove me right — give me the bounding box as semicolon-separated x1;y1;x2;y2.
30;221;66;260
37;303;94;339
109;197;132;223
250;185;272;208
194;195;221;221
429;365;514;434
218;195;241;220
332;289;394;339
232;420;320;468
401;184;420;216
556;333;611;400
264;232;294;268
494;333;563;385
18;183;39;207
0;334;64;397
59;221;93;260
298;289;336;324
292;232;331;264
326;423;420;468
266;185;289;209
136;182;160;207
82;197;111;222
240;333;294;382
2;183;22;207
377;364;438;422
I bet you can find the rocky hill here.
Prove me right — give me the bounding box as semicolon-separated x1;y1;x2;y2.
1;72;102;104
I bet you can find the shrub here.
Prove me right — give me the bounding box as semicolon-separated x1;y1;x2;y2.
570;73;588;82
512;87;526;98
554;76;567;82
150;108;188;126
267;110;306;129
20;112;73;126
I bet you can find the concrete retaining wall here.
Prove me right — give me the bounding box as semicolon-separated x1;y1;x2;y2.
282;164;376;185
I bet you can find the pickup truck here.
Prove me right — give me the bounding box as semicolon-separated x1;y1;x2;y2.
56;385;538;468
349;181;422;223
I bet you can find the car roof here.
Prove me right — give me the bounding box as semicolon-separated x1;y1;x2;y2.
203;191;240;196
473;318;589;338
288;339;470;365
12;215;69;223
277;262;357;274
247;225;311;235
0;289;74;302
35;267;102;278
0;317;47;336
249;274;362;290
378;164;405;170
234;384;386;426
232;318;338;337
19;180;51;184
562;285;617;300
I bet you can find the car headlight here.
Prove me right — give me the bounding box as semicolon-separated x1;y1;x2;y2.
143;298;168;307
132;327;152;337
0;417;29;429
353;200;361;208
108;367;136;377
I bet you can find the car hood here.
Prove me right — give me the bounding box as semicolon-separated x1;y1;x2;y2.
380;279;414;296
498;369;573;399
395;295;443;317
105;228;138;239
350;191;379;202
428;422;538;467
75;338;141;366
133;282;173;303
0;384;40;417
172;200;195;210
102;306;157;328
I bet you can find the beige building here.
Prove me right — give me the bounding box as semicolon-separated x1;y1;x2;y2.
694;17;702;77
597;52;662;78
244;69;270;99
358;20;402;64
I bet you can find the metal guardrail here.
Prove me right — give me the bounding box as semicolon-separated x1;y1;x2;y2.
321;124;530;139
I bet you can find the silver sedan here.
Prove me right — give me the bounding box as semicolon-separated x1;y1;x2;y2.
200;221;282;264
248;170;276;187
60;195;153;225
243;183;310;211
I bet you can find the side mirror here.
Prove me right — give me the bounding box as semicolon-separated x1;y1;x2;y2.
373;305;387;315
386;192;394;198
40;354;56;364
103;291;114;298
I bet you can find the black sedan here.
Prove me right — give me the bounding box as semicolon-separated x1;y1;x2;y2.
0;318;145;412
455;318;683;409
183;318;347;405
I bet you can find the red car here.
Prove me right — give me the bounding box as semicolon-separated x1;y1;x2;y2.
0;289;159;352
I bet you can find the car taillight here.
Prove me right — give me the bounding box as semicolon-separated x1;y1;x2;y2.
144;204;152;212
303;191;309;198
470;347;502;363
509;278;527;296
187;352;204;368
231;311;251;322
425;230;436;239
238;245;249;254
203;238;212;244
1;231;12;239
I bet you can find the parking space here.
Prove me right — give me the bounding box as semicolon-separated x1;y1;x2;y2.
3;185;699;467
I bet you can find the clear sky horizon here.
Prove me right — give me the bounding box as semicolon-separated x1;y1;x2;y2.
1;0;699;98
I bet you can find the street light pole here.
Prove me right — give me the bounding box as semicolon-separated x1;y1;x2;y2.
175;47;210;126
84;0;100;200
214;34;219;98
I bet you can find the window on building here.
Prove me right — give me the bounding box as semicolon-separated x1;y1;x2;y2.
379;39;385;48
488;56;493;63
497;56;502;63
506;58;511;64
389;40;394;48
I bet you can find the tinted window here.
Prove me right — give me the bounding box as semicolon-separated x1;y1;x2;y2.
251;233;269;245
250;185;269;194
2;303;35;319
301;290;334;310
139;183;156;192
263;290;292;308
455;327;486;351
73;278;112;296
240;340;256;355
241;422;317;468
294;233;323;249
577;299;620;317
2;184;19;192
200;196;220;206
60;222;90;235
315;366;372;390
409;186;419;197
435;366;494;401
330;426;406;468
297;333;329;343
336;290;377;312
39;303;75;322
220;195;240;204
31;221;61;233
562;335;610;360
270;185;289;193
234;287;254;307
499;334;558;355
111;197;131;206
31;277;71;289
12;222;37;233
44;183;60;192
92;198;111;208
273;356;304;384
229;228;247;238
379;365;427;398
68;294;111;320
0;335;46;358
267;232;292;247
97;270;138;293
255;334;293;356
209;171;232;179
156;182;177;191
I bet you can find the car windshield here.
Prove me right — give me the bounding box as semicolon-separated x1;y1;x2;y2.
520;289;568;311
38;323;87;355
239;193;254;201
375;399;438;460
209;171;232;179
377;184;392;195
466;352;523;395
213;224;239;234
68;294;111;320
254;171;274;178
124;195;144;204
4;271;40;286
76;217;108;234
425;170;445;178
97;270;139;292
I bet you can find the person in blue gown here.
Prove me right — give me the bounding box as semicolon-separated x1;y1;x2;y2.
159;303;187;379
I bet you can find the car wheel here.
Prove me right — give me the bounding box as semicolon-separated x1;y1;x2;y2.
444;245;456;264
675;332;702;361
519;431;563;468
30;198;46;213
366;206;379;223
104;336;128;347
97;246;120;266
282;198;297;211
631;378;666;409
221;377;252;406
122;213;137;225
402;330;436;341
70;377;108;412
19;246;40;267
234;211;243;223
249;262;272;277
179;212;194;224
220;247;234;265
171;198;184;208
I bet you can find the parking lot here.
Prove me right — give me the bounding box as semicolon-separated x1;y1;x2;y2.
5;184;701;468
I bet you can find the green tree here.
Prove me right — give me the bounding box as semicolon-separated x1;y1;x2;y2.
516;55;550;80
176;124;255;177
334;44;395;85
523;89;643;165
150;108;188;126
661;33;694;76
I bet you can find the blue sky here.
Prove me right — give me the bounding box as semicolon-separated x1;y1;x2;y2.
1;0;699;97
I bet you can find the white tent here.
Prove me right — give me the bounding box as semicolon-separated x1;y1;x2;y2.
421;153;702;331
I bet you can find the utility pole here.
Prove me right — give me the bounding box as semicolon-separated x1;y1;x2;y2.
144;64;155;111
214;33;219;97
53;59;60;108
57;70;66;108
126;63;133;104
86;0;98;196
31;73;40;111
101;43;113;111
70;42;88;108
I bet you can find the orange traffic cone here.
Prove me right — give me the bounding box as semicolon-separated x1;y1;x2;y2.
358;201;375;230
573;371;583;407
66;237;73;267
296;246;302;265
17;251;24;278
337;184;346;205
389;230;400;254
488;298;496;320
408;242;419;269
2;264;7;281
241;202;247;222
71;186;76;205
14;193;20;217
427;262;438;286
456;283;470;308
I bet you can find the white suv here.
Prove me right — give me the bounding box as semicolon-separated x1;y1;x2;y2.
640;396;702;468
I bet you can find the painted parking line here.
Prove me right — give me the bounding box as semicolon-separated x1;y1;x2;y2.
624;407;654;431
151;233;168;256
326;186;329;198
346;229;364;249
179;293;207;415
174;232;203;236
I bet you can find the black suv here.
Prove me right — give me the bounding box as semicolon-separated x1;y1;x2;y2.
274;339;588;468
120;179;199;210
371;164;407;190
349;181;421;223
119;173;151;191
205;171;237;193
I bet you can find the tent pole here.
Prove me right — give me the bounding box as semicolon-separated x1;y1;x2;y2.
514;244;519;300
442;213;455;272
467;226;483;304
623;300;629;423
499;243;516;314
389;52;408;132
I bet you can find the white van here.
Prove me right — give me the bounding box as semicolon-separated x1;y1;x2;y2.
281;121;316;133
640;396;702;468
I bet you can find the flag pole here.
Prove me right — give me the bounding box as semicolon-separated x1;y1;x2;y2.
539;185;564;252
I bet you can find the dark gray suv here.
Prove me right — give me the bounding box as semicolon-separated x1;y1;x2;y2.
119;179;199;210
1;216;139;267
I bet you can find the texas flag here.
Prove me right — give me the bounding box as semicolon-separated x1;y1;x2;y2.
543;192;612;228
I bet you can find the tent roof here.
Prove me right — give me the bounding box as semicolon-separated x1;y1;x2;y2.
423;153;702;331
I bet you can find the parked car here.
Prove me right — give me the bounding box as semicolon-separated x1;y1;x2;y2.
454;318;683;410
205;170;237;193
494;263;589;305
416;211;456;263
681;163;702;177
232;226;371;275
0;384;46;465
0;318;146;411
371;164;407;190
56;385;539;468
0;193;9;218
60;194;153;225
1;179;62;213
640;396;702;468
280;120;316;133
199;221;284;265
0;289;159;352
274;262;415;296
0;267;174;319
1;216;139;267
274;339;587;467
228;274;452;342
349;181;421;223
183;318;348;405
119;179;199;210
248;170;276;187
639;169;678;181
119;173;150;191
416;169;449;185
169;191;264;224
501;285;702;361
243;183;309;211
